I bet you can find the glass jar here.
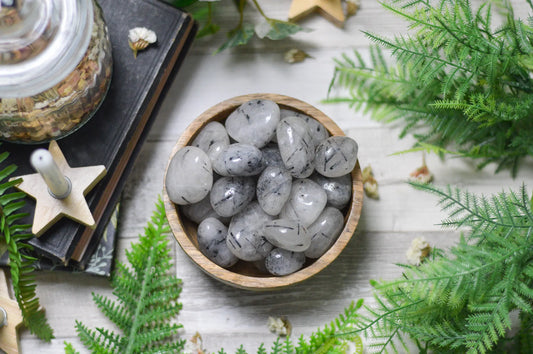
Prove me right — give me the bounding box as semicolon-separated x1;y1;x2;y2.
0;0;112;144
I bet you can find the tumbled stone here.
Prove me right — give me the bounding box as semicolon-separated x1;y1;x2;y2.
310;173;352;209
280;179;327;227
166;146;213;205
265;248;305;276
261;143;285;169
197;218;238;268
226;202;274;261
212;143;266;176
191;121;230;154
263;219;311;252
210;176;255;217
225;99;280;148
180;196;231;224
280;109;329;146
256;166;292;216
305;207;344;259
315;136;358;178
277;116;315;178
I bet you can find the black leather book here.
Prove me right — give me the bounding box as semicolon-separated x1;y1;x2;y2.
4;0;196;264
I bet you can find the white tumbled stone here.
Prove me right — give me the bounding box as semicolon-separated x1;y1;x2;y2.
310;173;352;209
263;219;310;252
256;166;292;216
280;179;327;227
165;146;213;205
315;136;358;178
304;207;344;259
212;143;266;176
265;248;305;276
191;121;230;154
210;176;255;217
226;202;274;261
277;116;315;178
225;99;280;148
197;217;238;268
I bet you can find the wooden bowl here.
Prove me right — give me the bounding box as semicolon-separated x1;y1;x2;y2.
163;93;364;291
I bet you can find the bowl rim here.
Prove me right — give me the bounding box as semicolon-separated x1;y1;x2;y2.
163;93;364;291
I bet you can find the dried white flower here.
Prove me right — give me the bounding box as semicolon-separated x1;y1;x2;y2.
362;165;379;199
183;332;206;354
406;237;431;266
128;27;157;58
284;49;312;64
267;316;291;337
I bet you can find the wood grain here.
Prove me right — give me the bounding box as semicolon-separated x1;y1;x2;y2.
163;93;364;290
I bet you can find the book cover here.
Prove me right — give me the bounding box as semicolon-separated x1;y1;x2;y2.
4;0;196;264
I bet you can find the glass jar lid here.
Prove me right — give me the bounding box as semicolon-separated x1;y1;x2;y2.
0;0;93;97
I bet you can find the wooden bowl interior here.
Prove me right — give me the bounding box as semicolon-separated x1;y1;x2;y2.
164;93;363;290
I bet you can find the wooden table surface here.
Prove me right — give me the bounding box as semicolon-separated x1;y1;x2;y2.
19;1;532;352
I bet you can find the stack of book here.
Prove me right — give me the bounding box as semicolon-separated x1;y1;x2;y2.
0;0;196;276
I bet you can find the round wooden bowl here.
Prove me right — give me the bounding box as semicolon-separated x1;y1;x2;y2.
163;93;364;291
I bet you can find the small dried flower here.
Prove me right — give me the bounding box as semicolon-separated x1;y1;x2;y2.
284;48;312;64
128;27;157;58
409;155;434;184
406;237;431;266
267;316;292;337
183;332;206;354
362;165;379;199
346;0;361;17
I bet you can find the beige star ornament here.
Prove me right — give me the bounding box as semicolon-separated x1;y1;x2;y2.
289;0;345;27
12;140;106;237
0;269;23;354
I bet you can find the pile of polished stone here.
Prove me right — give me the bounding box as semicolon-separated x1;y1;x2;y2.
166;99;358;276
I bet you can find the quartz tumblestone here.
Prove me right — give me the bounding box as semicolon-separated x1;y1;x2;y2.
166;146;213;205
210;176;255;217
212;143;266;176
265;248;306;276
277;116;316;178
280;109;329;146
263;219;311;252
225;99;280;148
315;136;358;178
256;166;292;216
180;195;231;224
261;143;285;169
310;173;352;209
197;218;238;268
280;178;327;227
191;121;230;154
226;202;274;261
305;207;344;259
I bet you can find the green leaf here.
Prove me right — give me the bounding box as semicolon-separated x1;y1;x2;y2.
215;23;255;53
255;19;309;40
197;23;221;38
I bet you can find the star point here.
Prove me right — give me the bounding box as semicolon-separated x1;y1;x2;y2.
12;140;106;237
0;269;23;354
289;0;345;27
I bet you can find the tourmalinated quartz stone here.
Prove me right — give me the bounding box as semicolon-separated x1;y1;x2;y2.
265;248;306;275
212;143;266;177
197;217;238;268
315;136;358;178
226;202;274;261
225;99;280;148
310;173;352;209
280;179;327;227
263;219;311;252
191;121;230;154
166;146;213;205
261;143;285;169
277;116;316;178
256;166;292;216
180;196;231;225
304;207;344;259
210;176;255;217
280;109;329;146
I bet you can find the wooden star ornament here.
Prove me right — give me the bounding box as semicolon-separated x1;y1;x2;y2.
289;0;345;27
12;140;106;237
0;269;23;354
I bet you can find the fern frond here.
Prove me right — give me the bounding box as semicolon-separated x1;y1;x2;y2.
73;197;184;354
0;148;54;341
